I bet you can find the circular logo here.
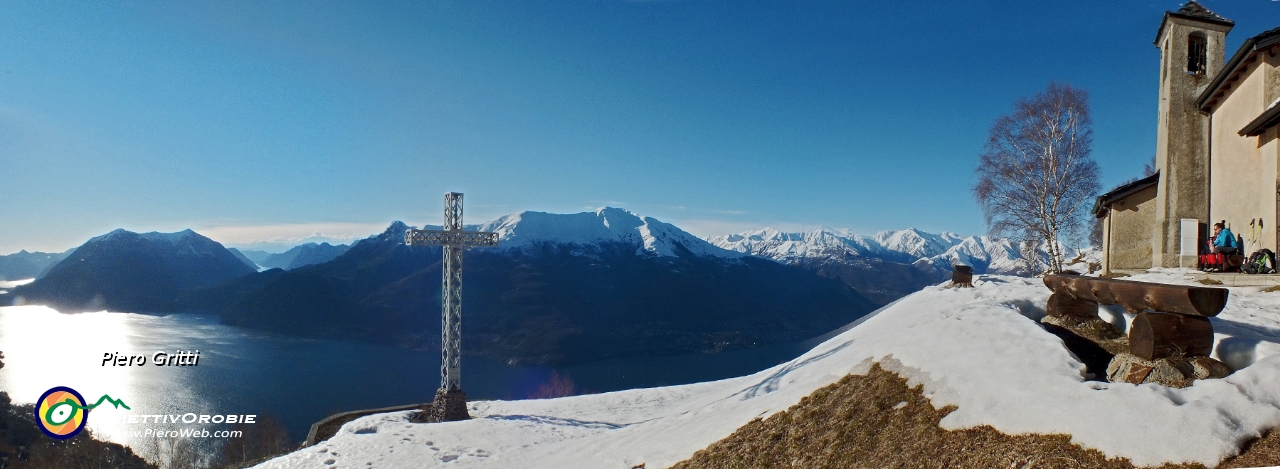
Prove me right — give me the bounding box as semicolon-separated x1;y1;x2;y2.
36;386;88;440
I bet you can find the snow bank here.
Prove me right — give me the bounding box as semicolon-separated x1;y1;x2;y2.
255;271;1280;468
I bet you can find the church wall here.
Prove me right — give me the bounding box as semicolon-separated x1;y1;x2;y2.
1107;186;1158;271
1269;53;1280;255
1211;55;1278;254
1268;52;1280;104
1264;124;1274;252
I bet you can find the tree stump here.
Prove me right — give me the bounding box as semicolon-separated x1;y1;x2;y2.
951;265;973;287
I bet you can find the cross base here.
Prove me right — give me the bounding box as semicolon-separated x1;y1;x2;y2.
411;388;471;423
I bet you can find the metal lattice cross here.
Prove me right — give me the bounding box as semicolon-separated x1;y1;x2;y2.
404;192;497;421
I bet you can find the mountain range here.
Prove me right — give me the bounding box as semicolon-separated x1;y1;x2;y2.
706;227;1033;303
234;243;351;270
2;207;1041;365
0;249;70;281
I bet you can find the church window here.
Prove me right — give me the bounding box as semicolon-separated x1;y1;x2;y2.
1188;33;1207;75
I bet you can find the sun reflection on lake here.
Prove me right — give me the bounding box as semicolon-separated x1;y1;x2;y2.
0;305;186;446
0;306;136;406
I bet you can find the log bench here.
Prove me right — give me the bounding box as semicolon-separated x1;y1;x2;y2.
1042;275;1231;385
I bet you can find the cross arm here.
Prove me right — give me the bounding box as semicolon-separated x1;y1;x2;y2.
405;229;500;247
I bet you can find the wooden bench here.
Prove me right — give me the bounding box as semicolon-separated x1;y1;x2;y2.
1042;274;1228;360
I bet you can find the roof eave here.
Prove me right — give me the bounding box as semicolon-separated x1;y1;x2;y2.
1094;172;1161;217
1239;104;1280;137
1154;11;1235;46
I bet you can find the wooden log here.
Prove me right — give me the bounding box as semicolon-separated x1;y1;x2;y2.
1045;292;1099;319
1043;274;1228;317
1129;312;1214;360
952;265;973;286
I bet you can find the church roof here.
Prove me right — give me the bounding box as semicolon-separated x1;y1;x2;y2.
1197;26;1280;111
1171;1;1233;25
1239;97;1280;137
1093;172;1160;218
1154;1;1234;45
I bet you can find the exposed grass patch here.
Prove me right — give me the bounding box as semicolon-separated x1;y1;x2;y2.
1223;430;1280;468
1101;272;1131;279
1198;278;1224;285
672;363;1278;469
1261;285;1280;293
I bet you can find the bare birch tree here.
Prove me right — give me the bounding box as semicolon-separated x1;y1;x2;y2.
974;83;1100;274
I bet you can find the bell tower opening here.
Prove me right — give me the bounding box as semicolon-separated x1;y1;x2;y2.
1187;32;1207;75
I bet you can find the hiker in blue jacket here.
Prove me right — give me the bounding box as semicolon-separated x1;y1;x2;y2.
1212;222;1238;255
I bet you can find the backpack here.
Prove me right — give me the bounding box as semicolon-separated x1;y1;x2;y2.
1243;249;1277;275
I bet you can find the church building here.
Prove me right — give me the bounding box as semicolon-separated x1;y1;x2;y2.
1095;1;1280;273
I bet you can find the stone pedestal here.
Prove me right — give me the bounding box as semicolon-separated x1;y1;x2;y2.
411;388;471;423
1106;352;1232;388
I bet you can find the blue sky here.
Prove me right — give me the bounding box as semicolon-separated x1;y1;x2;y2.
2;1;1276;254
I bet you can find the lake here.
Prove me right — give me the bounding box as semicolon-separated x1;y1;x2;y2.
0;305;818;455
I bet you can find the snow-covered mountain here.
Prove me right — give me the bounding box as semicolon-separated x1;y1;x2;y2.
708;227;1034;275
407;209;1042;305
476;207;745;259
913;235;1033;274
457;208;1029;275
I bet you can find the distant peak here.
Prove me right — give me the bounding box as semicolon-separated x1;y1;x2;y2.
384;221;410;234
594;206;639;218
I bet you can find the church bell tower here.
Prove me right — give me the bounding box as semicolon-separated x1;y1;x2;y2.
1151;1;1232;267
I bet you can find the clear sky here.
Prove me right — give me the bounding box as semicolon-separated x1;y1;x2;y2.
2;1;1277;254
